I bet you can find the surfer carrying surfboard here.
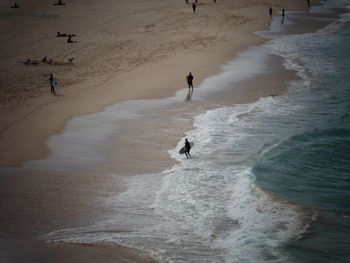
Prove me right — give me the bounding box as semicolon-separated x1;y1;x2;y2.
179;139;194;156
184;138;191;157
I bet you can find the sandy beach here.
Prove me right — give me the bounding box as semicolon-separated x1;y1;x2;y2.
0;0;314;262
0;0;308;166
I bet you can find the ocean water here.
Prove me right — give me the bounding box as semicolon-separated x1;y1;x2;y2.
44;2;350;263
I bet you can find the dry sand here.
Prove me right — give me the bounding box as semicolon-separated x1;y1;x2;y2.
0;0;310;262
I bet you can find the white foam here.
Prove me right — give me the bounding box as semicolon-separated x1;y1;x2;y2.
44;90;313;262
41;7;349;262
318;11;350;33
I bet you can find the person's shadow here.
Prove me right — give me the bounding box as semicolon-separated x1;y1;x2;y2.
185;89;193;101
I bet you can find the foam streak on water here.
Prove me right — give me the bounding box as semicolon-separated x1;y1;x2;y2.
45;93;313;262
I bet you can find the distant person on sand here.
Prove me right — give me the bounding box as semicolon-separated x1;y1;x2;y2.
11;3;19;8
54;0;66;6
186;72;194;91
24;59;38;65
192;3;196;14
269;7;273;17
57;31;67;37
281;8;285;24
184;138;191;158
67;35;76;43
49;74;56;95
307;0;311;9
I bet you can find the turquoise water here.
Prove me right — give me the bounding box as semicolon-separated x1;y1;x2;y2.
254;15;350;263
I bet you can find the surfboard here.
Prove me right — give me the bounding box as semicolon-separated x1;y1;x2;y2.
179;142;194;154
45;79;60;88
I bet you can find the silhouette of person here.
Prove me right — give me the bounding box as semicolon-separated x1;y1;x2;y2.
57;31;67;37
54;0;66;5
186;72;194;91
269;7;272;17
192;3;196;14
11;3;19;8
184;138;191;158
49;74;56;95
67;35;76;43
307;0;311;9
281;9;285;24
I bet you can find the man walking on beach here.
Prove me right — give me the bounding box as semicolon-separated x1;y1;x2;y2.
192;3;196;14
269;7;273;17
49;74;56;95
186;72;194;91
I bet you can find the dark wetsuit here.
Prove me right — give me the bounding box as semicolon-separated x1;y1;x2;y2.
185;140;191;157
192;3;196;14
187;73;194;90
49;74;56;94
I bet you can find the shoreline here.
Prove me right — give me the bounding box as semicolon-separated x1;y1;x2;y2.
0;30;265;167
0;0;307;167
0;0;323;262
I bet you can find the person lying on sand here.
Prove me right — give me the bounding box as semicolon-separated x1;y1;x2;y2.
23;59;39;65
54;0;66;6
22;56;74;66
56;31;67;37
46;58;75;65
57;31;76;37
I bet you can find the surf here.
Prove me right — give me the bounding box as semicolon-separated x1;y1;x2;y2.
43;1;350;262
